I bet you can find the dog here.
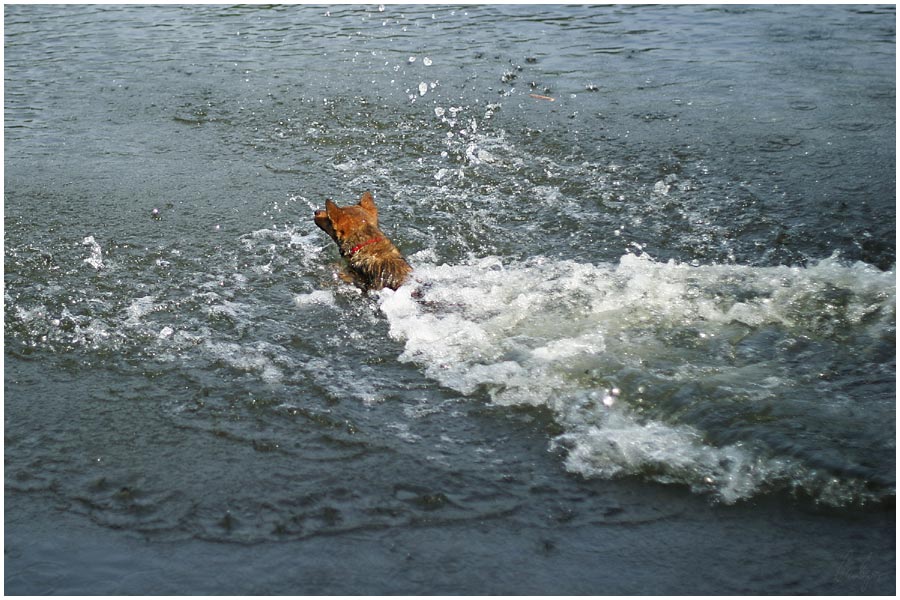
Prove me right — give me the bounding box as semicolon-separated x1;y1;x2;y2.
314;191;412;292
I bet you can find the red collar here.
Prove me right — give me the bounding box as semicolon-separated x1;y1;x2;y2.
348;237;382;256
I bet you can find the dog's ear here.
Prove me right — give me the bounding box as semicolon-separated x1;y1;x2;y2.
358;191;378;219
325;199;342;220
324;199;348;234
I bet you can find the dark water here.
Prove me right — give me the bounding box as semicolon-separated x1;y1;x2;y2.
5;4;895;594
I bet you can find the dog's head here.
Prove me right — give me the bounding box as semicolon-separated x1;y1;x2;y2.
314;191;379;245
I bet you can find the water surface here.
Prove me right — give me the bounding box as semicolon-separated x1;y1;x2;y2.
5;4;895;594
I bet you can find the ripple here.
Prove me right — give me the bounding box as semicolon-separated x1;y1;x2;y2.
73;472;194;537
632;111;679;122
788;99;817;111
832;121;880;132
808;155;845;175
757;136;803;153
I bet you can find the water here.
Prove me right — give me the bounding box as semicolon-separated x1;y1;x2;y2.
5;4;895;594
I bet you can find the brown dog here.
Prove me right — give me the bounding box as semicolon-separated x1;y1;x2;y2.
314;191;412;291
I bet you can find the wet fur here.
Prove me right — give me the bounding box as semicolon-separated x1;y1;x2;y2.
314;191;412;292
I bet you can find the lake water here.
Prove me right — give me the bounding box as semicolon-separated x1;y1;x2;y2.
4;4;896;594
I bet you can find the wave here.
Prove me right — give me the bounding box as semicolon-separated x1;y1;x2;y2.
380;252;896;505
7;217;893;508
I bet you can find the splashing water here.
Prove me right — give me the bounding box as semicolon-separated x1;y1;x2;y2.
380;252;895;505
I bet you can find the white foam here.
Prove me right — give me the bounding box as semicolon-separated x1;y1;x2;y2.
294;290;338;309
204;299;250;321
204;341;284;384
553;410;783;504
82;235;104;269
379;253;895;503
125;295;156;324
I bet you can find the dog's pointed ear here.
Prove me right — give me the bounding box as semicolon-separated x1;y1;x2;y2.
324;199;348;234
325;199;341;219
358;191;378;218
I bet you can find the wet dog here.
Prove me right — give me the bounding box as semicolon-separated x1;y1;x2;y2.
314;191;412;292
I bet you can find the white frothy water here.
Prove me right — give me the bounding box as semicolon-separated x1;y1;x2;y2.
82;235;105;270
380;252;895;504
